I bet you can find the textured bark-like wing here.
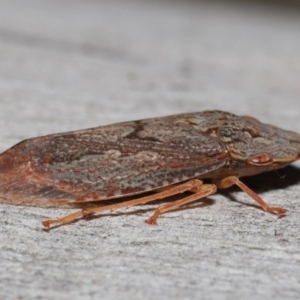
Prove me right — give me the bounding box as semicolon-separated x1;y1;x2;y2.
0;115;227;205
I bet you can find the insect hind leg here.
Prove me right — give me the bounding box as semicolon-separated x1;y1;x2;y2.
42;179;208;228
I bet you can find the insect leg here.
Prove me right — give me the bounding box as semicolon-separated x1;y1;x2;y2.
215;176;288;216
145;183;217;225
42;179;204;228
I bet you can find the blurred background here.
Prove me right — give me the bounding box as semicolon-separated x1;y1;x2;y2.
0;0;299;148
0;1;300;299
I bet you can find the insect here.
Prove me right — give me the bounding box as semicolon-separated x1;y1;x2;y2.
0;110;299;228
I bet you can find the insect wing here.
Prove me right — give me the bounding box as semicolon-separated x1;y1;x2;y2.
0;116;228;205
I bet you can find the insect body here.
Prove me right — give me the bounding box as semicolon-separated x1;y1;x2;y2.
0;110;299;228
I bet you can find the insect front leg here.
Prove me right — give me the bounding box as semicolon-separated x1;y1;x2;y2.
214;176;288;216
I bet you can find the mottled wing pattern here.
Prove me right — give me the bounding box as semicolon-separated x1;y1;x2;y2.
0;114;228;205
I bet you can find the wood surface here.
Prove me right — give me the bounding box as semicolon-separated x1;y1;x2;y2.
0;1;300;299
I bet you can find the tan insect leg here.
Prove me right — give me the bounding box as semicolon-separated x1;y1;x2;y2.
215;176;287;216
145;183;217;225
42;179;204;228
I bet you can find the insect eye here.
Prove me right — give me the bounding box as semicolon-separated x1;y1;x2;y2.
247;153;273;167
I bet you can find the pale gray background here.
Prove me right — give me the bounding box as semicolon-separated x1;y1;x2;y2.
0;0;300;299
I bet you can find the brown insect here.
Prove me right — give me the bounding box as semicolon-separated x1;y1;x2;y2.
0;110;299;228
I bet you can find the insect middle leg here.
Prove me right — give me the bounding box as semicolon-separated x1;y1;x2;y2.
144;183;216;225
42;179;217;228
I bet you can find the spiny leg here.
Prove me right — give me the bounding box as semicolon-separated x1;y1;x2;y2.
42;179;204;228
145;183;217;225
215;176;287;216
